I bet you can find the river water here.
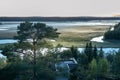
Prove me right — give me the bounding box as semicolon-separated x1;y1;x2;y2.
0;20;120;57
0;39;17;44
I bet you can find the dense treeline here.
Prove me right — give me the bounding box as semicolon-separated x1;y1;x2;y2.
104;22;120;40
0;45;56;80
0;22;120;80
0;22;60;80
0;42;120;80
0;16;120;21
69;42;120;80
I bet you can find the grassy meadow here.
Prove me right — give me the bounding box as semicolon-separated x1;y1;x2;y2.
0;25;120;48
53;26;110;47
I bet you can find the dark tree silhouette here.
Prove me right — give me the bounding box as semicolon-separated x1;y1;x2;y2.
99;47;104;58
70;46;78;60
104;22;120;40
84;42;93;63
93;45;98;59
14;21;60;80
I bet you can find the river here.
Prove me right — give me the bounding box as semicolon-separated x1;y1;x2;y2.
0;20;120;57
0;39;17;44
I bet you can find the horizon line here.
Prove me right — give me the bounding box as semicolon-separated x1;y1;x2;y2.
0;16;118;17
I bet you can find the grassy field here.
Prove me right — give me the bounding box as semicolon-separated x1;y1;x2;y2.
52;26;110;47
0;25;119;48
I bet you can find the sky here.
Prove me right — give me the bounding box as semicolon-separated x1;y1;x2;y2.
0;0;120;17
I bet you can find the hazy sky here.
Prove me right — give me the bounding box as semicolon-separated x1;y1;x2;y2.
0;0;120;17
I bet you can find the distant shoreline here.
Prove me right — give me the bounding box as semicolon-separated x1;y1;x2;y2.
0;16;120;21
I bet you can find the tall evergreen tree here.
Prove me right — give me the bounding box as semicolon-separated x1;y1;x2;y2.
14;22;60;80
112;50;120;75
93;45;98;59
84;42;94;63
70;46;78;60
88;42;93;62
99;47;104;58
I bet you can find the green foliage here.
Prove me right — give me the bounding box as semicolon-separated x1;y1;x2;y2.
106;53;114;64
14;22;60;43
0;56;56;80
99;47;104;58
104;23;120;40
70;46;79;60
84;42;98;64
97;58;110;75
112;51;120;75
14;22;60;79
1;45;15;56
89;58;110;79
1;45;20;62
77;42;111;79
89;59;97;76
78;53;88;66
69;68;78;80
75;46;120;80
93;45;98;59
0;61;30;80
85;42;94;63
60;50;72;59
0;57;6;69
14;42;32;50
37;39;54;48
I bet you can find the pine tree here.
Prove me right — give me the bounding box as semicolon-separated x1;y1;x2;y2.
93;45;98;59
88;42;93;62
99;47;104;58
71;46;78;60
84;42;93;63
14;22;60;80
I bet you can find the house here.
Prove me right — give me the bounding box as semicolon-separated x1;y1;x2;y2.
54;58;78;80
55;58;78;74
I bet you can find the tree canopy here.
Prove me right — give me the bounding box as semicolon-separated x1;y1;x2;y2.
14;21;60;80
14;22;60;43
104;22;120;40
